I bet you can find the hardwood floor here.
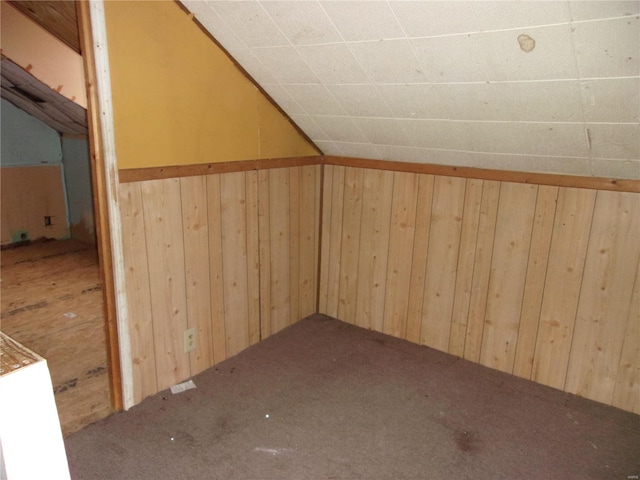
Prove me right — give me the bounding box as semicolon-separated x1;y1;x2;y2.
1;239;114;435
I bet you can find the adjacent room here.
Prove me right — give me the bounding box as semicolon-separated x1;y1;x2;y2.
1;1;638;479
0;11;113;437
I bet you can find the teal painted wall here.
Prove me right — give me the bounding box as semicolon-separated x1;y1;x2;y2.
1;99;95;243
61;136;95;242
0;98;62;166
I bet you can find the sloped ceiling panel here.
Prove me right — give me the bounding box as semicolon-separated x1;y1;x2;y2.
8;1;80;53
1;56;87;135
183;1;639;179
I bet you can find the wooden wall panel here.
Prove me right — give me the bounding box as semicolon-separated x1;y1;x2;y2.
268;168;292;335
421;176;466;352
531;188;596;389
119;159;638;413
405;174;434;344
318;165;639;414
355;169;394;332
318;165;334;316
119;182;156;404
245;171;261;346
140;179;190;392
206;174;227;365
314;165;322;315
382;172;419;339
257;170;272;340
480;182;537;374
120;165;320;405
289;168;301;326
180;176;213;374
259;166;320;336
612;258;640;414
220;172;251;357
565;191;640;405
299;165;318;319
1;165;70;245
338;167;364;324
512;185;558;379
321;166;346;318
463;180;500;363
448;179;483;356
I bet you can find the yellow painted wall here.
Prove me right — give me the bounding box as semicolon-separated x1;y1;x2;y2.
103;1;318;170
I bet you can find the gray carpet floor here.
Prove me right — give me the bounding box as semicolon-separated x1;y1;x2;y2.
65;315;640;480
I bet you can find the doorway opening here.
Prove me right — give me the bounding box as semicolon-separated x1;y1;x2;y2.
1;0;122;434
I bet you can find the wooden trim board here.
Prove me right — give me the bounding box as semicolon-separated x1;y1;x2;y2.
78;0;134;410
119;156;324;183
120;155;639;193
325;156;640;193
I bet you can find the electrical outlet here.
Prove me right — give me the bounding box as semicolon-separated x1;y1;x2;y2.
184;328;196;353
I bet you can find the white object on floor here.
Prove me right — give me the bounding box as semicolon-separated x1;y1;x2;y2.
170;379;196;394
0;333;70;480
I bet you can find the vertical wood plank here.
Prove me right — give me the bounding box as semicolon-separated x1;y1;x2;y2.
299;165;318;319
289;167;301;324
382;172;419;338
512;185;558;379
318;165;334;314
338;167;365;324
448;178;483;356
405;174;435;344
531;188;596;389
257;170;271;340
314;164;322;313
180;176;213;374
420;176;466;351
355;169;394;332
220;172;250;358
323;166;346;318
464;180;500;362
246;171;261;346
269;168;291;334
565;191;640;405
141;178;189;391
612;257;640;414
480;182;537;373
207;174;226;364
119;182;157;403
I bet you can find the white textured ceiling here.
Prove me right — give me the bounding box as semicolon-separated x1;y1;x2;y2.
182;1;640;179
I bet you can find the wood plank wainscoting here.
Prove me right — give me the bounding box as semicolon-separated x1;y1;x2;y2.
119;155;639;414
118;157;322;404
320;157;640;415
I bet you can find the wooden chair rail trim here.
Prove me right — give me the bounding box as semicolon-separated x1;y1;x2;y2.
118;156;324;183
120;155;639;192
325;156;640;193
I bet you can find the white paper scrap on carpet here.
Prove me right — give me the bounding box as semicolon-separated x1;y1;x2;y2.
170;379;196;394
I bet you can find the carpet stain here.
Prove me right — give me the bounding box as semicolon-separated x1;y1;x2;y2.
54;378;78;393
87;365;107;377
208;416;234;442
455;430;479;453
172;430;196;449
